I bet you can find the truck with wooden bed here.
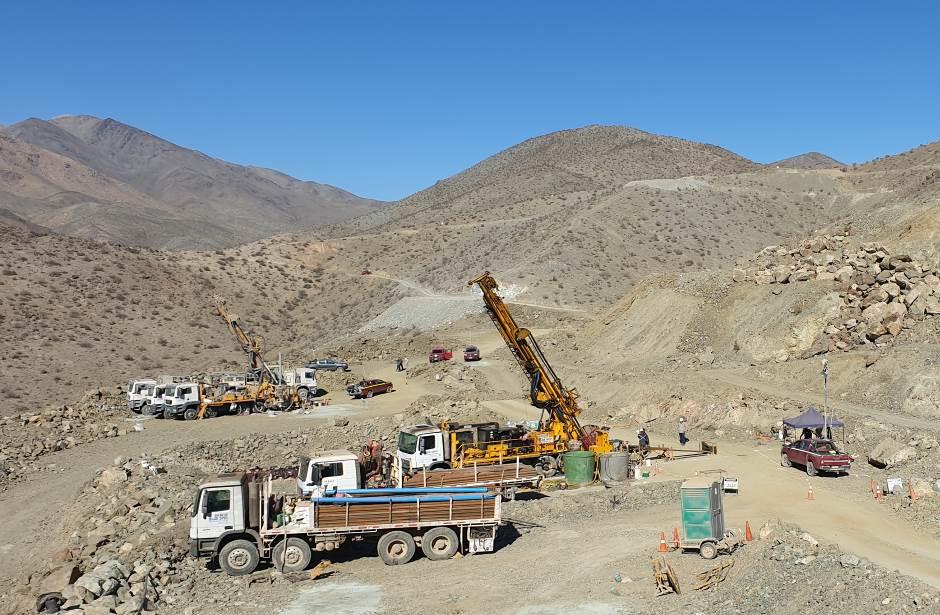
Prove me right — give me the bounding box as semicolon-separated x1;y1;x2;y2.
190;468;502;575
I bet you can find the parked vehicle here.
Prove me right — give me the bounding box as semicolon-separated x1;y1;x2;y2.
305;358;350;372
463;346;481;362
780;438;854;476
190;470;501;574
275;367;318;402
428;347;453;363
126;379;156;413
163;382;203;420
346;379;393;399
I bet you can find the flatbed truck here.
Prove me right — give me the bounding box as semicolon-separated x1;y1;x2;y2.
190;471;501;575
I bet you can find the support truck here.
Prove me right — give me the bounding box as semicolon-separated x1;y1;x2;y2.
190;471;501;575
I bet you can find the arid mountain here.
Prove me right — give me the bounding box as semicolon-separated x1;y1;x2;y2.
0;116;385;249
769;152;843;169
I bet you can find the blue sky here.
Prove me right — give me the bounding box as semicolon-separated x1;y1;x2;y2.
1;2;938;201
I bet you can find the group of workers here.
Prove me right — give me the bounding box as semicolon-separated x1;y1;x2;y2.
635;417;689;450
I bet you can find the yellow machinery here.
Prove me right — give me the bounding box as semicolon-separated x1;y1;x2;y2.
197;297;298;418
437;272;613;472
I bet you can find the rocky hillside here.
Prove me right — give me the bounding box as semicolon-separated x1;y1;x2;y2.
0;224;403;414
1;116;385;249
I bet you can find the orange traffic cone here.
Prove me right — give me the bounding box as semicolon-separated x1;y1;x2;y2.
672;527;680;550
909;483;918;502
658;531;668;553
806;485;815;501
745;521;753;542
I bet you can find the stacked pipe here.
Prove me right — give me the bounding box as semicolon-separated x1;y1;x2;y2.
402;464;539;488
312;488;498;528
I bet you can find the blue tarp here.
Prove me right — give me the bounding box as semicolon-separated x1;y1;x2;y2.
783;407;844;429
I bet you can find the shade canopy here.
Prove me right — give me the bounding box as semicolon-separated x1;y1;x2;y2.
783;407;844;429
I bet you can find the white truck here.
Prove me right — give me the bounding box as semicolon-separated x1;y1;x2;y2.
126;379;156;414
162;382;203;420
278;367;318;402
190;471;501;575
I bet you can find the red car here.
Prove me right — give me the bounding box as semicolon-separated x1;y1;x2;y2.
428;347;453;363
780;439;854;476
463;345;481;361
346;379;393;399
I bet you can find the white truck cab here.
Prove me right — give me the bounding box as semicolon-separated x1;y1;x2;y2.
296;450;360;497
280;368;318;402
126;379;156;414
164;382;202;420
397;424;449;472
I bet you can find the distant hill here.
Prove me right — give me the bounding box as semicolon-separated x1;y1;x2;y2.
0;116;386;249
768;152;843;170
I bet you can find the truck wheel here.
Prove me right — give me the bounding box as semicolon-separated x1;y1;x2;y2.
272;537;312;572
421;527;459;561
163;407;175;420
780;454;791;467
805;461;817;476
377;531;415;565
141;404;152;416
183;407;198;421
204;407;218;419
699;541;717;560
297;388;310;402
218;539;260;576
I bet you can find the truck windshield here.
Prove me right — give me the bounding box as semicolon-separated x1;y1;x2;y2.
398;432;418;454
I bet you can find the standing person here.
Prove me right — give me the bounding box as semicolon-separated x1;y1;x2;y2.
401;356;409;372
395;358;403;372
638;428;650;451
678;418;688;446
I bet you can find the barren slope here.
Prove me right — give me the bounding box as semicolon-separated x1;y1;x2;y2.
769;151;843;169
1;116;386;249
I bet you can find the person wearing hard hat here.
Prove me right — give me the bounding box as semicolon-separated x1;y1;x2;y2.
678;417;688;446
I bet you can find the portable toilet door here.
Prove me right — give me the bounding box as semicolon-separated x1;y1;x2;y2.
680;477;724;542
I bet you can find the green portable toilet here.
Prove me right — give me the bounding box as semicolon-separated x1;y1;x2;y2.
680;477;724;542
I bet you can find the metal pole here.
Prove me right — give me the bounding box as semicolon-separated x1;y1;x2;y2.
821;359;830;437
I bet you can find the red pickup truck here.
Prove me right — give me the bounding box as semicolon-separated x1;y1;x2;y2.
428;347;453;363
780;439;854;476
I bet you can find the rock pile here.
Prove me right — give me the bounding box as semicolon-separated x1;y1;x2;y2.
0;391;130;489
734;235;940;355
4;455;201;615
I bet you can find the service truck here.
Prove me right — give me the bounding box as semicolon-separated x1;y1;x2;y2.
126;379;156;414
190;471;501;575
297;447;539;501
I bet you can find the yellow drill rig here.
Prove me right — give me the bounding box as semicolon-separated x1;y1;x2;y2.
196;297;299;418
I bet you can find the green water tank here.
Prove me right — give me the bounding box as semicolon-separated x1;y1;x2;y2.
680;477;724;541
563;451;596;486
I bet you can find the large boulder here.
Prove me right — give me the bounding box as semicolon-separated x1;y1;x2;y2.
39;564;81;595
867;438;917;469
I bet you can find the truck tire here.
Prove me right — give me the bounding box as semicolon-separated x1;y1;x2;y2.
163;407;176;420
297;388;310;403
421;527;459;561
377;531;415;565
183;407;198;421
204;407;218;419
141;404;153;416
699;541;717;560
780;454;791;467
271;537;312;572
218;539;260;576
805;461;817;476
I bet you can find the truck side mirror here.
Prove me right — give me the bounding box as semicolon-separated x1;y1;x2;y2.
200;496;208;518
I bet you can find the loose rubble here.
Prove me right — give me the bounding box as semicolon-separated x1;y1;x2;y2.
733;234;940;357
0;390;129;490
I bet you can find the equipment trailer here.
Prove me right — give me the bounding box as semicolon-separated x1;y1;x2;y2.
190;472;502;575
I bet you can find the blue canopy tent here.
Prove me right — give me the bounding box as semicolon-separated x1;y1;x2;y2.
783;407;844;442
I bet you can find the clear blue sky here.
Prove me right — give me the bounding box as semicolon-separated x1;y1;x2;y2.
1;2;938;201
